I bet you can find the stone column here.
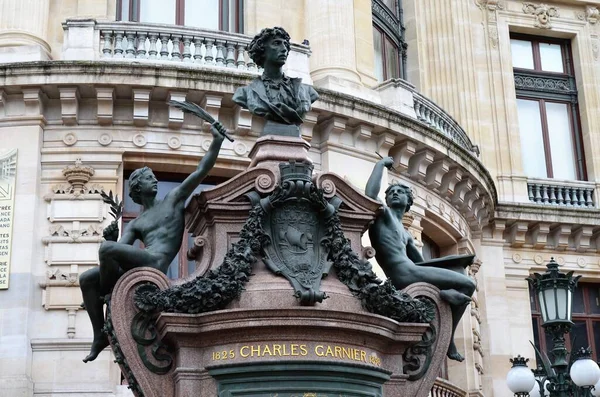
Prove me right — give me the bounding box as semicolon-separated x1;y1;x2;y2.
0;0;51;61
304;0;363;86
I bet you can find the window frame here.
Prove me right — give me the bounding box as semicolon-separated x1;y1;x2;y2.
116;0;244;33
511;33;586;180
372;0;406;81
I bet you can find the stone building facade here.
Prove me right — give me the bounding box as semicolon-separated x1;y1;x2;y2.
0;0;599;396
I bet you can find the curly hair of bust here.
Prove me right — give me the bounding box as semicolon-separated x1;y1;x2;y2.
248;26;291;67
129;166;152;205
385;182;413;211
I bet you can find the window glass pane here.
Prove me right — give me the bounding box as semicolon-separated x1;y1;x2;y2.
140;0;176;25
573;285;585;314
185;0;219;30
120;0;130;21
511;39;535;69
373;26;384;82
516;99;547;178
570;320;589;352
545;102;576;180
539;42;564;73
588;286;600;315
383;0;397;15
384;36;400;79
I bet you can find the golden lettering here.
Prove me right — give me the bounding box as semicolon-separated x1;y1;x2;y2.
240;346;250;358
251;345;261;357
325;346;334;357
273;344;282;356
290;344;298;356
300;344;308;356
334;346;342;358
315;345;324;356
262;344;272;356
342;346;351;359
360;350;366;362
353;349;359;361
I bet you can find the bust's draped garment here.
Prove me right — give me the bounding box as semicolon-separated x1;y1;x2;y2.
232;74;319;125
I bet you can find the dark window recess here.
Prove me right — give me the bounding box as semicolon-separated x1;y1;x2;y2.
372;0;406;81
117;0;243;33
510;34;586;180
123;170;226;280
530;283;600;362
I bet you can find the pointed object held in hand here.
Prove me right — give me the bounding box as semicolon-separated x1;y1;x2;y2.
100;190;123;221
167;100;235;142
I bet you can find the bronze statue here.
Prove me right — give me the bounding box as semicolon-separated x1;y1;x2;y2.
79;122;227;363
232;27;318;135
366;157;476;362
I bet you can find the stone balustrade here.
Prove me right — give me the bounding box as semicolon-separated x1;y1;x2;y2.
61;18;312;83
429;377;467;397
413;92;480;157
527;179;595;208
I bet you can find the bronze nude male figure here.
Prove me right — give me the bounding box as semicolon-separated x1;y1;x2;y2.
366;157;476;362
233;26;318;135
79;122;227;363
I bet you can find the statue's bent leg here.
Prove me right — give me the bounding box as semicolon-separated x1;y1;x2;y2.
98;241;160;294
79;267;109;363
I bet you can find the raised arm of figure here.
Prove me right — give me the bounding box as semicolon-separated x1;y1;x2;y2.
172;122;226;203
406;235;425;264
365;157;394;200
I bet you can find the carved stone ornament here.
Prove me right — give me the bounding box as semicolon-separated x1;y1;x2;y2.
254;161;335;305
523;3;559;29
588;6;599;24
59;158;95;195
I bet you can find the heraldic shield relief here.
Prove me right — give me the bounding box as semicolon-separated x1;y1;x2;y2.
258;161;336;305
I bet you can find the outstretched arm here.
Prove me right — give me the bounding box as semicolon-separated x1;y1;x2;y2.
365;157;394;200
172;122;226;202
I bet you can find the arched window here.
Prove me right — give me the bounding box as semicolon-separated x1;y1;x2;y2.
421;233;440;261
117;0;244;33
372;0;406;81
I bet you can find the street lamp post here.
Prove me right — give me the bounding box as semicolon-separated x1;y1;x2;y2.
505;258;600;397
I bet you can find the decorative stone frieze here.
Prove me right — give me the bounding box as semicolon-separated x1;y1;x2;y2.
522;2;559;29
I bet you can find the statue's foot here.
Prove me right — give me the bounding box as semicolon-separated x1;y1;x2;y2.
83;335;109;363
447;343;464;362
440;289;471;307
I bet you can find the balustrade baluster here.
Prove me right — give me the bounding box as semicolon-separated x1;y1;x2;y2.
101;31;113;58
204;38;215;64
564;187;573;206
236;44;246;69
534;184;542;203
541;185;549;204
556;186;564;205
114;31;125;58
247;54;257;71
159;34;170;59
171;34;182;61
549;185;557;204
576;188;583;206
193;37;204;63
148;33;159;59
215;40;225;66
181;35;192;62
225;42;236;67
527;184;534;202
136;32;147;58
585;189;594;207
125;31;136;58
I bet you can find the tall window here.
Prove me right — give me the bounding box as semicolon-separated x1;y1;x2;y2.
117;0;244;33
372;0;406;81
530;283;600;361
123;171;225;279
510;34;585;180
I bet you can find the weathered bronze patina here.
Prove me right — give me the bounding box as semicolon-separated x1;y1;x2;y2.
79;122;227;363
366;157;476;362
232;26;319;136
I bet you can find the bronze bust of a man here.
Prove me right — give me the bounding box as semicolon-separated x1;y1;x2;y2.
233;27;318;135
